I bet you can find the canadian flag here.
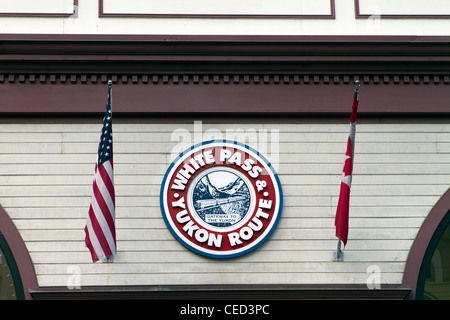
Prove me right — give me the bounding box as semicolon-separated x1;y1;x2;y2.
335;92;359;246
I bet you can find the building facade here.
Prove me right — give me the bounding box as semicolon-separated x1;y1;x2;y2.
0;0;450;300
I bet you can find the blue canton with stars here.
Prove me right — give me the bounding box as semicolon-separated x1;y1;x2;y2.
97;91;113;167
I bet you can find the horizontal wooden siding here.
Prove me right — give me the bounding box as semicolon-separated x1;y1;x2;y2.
0;122;448;287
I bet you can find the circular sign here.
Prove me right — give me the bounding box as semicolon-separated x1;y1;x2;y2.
160;140;283;259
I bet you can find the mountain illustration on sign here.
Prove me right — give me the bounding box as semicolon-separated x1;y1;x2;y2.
193;171;251;227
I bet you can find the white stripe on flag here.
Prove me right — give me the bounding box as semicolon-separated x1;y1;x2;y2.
102;160;114;185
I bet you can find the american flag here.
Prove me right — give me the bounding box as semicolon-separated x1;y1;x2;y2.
85;83;116;263
335;83;360;246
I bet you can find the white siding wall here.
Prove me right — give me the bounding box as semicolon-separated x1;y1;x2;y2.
0;122;449;287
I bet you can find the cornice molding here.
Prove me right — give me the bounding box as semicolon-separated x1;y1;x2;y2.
2;34;450;57
1;35;450;74
1;35;449;116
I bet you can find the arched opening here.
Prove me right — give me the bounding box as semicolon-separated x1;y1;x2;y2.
416;211;450;299
0;206;38;300
0;232;24;299
403;188;450;299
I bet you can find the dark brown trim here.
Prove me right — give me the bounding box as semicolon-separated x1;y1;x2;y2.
1;35;450;116
355;0;450;19
0;0;78;17
0;206;38;300
1;79;450;116
3;34;450;62
1;113;450;125
29;284;410;300
99;0;335;19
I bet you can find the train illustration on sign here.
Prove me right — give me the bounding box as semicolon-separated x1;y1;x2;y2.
195;195;248;211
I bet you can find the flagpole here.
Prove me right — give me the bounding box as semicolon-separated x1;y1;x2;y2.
334;80;360;262
108;80;112;113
